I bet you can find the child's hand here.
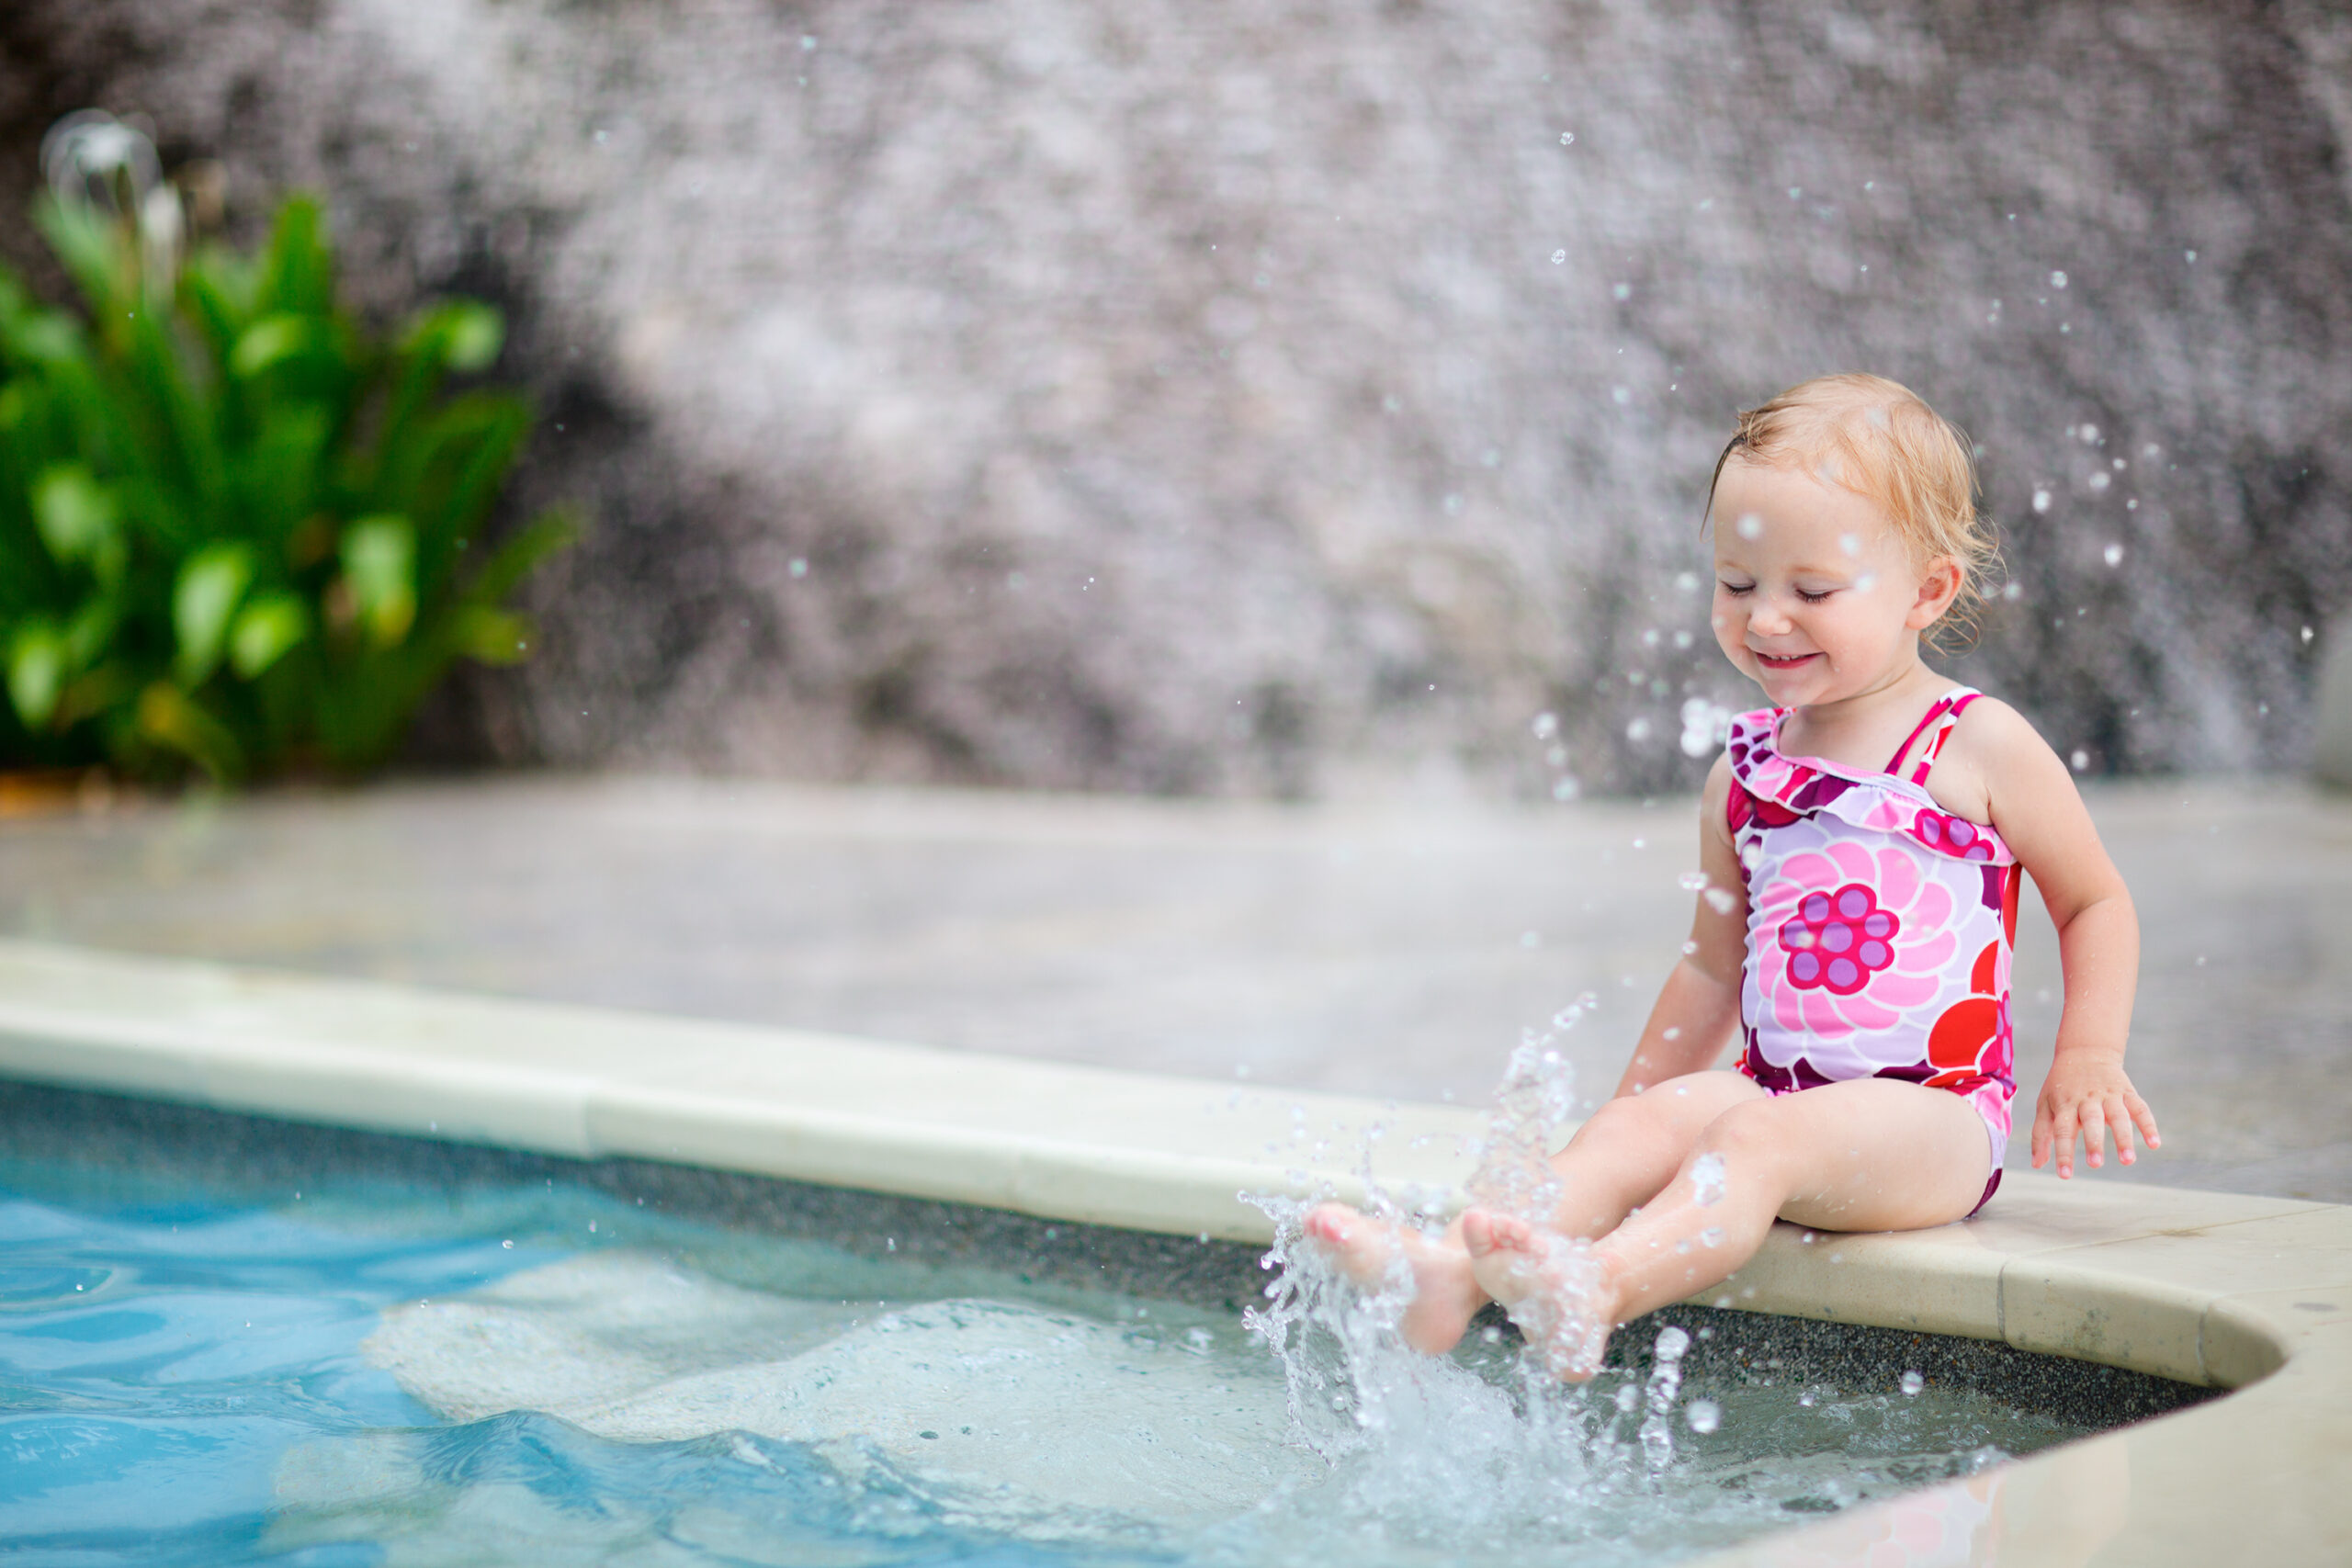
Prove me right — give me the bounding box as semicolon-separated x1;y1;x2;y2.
2030;1055;2160;1179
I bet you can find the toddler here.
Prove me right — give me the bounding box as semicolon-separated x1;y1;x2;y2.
1307;372;2159;1378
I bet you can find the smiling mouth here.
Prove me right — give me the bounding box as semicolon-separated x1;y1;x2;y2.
1753;651;1819;670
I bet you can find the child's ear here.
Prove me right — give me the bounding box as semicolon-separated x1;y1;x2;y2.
1905;556;1963;630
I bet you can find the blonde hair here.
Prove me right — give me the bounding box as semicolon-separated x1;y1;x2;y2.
1707;373;1999;648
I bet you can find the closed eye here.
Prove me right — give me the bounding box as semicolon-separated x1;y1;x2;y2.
1718;581;1754;597
1796;588;1836;604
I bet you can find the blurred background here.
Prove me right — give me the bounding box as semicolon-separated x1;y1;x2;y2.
5;0;2346;800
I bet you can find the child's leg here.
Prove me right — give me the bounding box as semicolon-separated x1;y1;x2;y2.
1532;1070;1766;1239
1305;1070;1761;1353
1467;1078;1992;1378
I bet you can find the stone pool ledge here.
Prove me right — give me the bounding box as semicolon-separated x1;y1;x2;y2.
0;939;2343;1563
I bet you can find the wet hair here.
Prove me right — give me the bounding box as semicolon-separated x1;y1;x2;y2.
1706;372;1999;649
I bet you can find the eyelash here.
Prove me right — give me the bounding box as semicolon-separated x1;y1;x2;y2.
1719;582;1835;604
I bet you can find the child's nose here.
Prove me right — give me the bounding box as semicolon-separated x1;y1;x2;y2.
1749;600;1793;635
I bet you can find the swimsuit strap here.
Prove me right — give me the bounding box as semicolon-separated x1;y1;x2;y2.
1884;689;1981;784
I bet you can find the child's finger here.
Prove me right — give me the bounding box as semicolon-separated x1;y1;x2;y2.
2128;1092;2162;1150
2052;1100;2079;1177
2078;1100;2109;1169
2106;1095;2137;1165
2030;1102;2055;1169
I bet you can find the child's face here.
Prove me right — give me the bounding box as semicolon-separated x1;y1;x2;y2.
1708;458;1954;708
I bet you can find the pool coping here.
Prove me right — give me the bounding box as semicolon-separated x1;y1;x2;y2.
0;939;2341;1563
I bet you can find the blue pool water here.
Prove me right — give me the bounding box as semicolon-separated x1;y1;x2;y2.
0;1145;2115;1567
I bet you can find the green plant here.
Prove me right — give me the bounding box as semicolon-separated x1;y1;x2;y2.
0;189;574;781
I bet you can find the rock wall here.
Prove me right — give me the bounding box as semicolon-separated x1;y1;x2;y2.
3;0;2347;796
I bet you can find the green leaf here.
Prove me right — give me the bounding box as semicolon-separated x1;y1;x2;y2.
63;598;119;668
1;309;83;367
342;514;417;647
229;313;318;378
461;509;578;607
135;681;244;782
228;591;309;678
7;624;65;728
31;195;128;321
446;604;533;665
256;196;334;319
173;543;254;684
30;465;119;565
442;303;503;373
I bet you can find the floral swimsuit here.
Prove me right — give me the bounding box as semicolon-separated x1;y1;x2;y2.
1726;688;2019;1213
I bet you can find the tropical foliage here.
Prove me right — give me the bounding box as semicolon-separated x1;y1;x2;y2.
0;187;572;781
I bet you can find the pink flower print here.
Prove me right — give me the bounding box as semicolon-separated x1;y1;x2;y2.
1779;883;1900;996
1913;807;1997;862
1757;841;1954;1039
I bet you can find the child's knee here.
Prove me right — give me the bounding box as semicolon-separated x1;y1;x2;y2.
1578;1090;1688;1161
1694;1098;1801;1174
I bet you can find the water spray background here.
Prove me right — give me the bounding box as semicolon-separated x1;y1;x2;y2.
1;0;2345;796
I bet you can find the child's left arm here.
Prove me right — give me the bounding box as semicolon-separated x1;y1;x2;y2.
1967;702;2161;1179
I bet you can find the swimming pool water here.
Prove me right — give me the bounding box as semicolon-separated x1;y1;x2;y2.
0;1152;2100;1567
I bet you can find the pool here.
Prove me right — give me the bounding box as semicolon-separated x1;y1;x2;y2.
1;1083;2206;1566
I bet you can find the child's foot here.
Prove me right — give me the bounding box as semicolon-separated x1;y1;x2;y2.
1301;1202;1485;1354
1460;1208;1614;1382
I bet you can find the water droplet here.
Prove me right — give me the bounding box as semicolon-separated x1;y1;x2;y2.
1615;1382;1640;1412
1736;512;1764;539
1701;1225;1724;1247
2103;542;2124;566
1532;710;1559;739
1655;1325;1691;1361
1559;131;1576;145
1553;777;1581;801
1703;886;1737;915
2031;489;2052;514
1679;871;1708;892
2071;749;2089;772
2185;250;2197;263
1900;1370;1925;1396
1690;1152;1727;1206
2050;270;2068;289
1687;1398;1722;1433
789;558;809;578
1552;249;1567;265
1612;282;1632;300
501;1239;514;1249
1838;532;1860;556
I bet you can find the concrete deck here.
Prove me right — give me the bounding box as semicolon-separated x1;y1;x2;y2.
0;773;2344;1201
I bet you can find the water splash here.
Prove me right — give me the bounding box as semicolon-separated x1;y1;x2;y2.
1236;998;1663;1539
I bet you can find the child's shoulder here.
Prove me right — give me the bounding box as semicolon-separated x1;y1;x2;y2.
1946;692;2050;758
1938;693;2066;818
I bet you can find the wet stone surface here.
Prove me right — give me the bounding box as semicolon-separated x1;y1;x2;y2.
0;773;2343;1202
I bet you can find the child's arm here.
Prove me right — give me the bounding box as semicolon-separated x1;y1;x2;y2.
1611;754;1750;1097
1965;702;2160;1178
